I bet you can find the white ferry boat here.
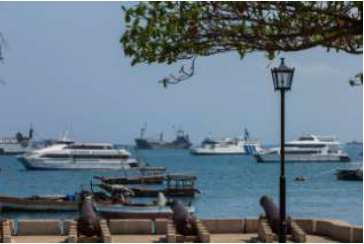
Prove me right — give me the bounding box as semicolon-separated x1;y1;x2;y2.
0;128;34;155
17;140;139;170
190;129;262;155
254;135;350;163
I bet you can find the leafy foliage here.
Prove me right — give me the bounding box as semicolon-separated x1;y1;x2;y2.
121;2;363;85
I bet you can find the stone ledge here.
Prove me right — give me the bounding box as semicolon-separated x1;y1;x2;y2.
67;221;77;243
291;220;307;243
154;219;168;235
100;220;111;243
2;219;13;243
202;218;245;234
195;219;210;243
166;220;176;243
17;219;62;236
258;218;274;243
352;226;363;243
109;219;153;235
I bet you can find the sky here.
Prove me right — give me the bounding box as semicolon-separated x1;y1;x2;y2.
0;2;362;145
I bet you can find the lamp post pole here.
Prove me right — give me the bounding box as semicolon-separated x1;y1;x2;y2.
279;89;287;243
271;57;294;243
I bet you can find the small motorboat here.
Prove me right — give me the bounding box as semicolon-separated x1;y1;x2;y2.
294;176;310;182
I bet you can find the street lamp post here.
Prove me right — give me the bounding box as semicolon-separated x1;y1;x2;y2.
271;58;295;243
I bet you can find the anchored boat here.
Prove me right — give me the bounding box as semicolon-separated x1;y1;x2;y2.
98;174;200;197
94;200;195;219
191;129;261;155
94;172;195;185
94;175;165;185
0;127;35;155
254;134;350;163
0;194;78;212
336;163;363;181
0;192;195;219
17;141;139;170
135;125;192;149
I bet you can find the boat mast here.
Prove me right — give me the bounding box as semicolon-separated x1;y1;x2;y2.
140;123;147;139
29;124;34;140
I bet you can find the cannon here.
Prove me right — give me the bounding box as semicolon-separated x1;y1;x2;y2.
77;194;101;237
260;195;280;234
259;196;307;243
170;200;197;236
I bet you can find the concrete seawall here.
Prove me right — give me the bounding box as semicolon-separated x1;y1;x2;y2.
1;218;363;243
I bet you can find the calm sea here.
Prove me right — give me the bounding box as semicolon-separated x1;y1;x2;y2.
0;144;362;226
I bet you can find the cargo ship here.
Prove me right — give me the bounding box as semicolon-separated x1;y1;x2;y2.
0;127;34;155
135;126;192;149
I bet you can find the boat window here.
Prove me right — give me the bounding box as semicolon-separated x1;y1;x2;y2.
41;154;129;160
41;154;69;159
298;136;314;141
286;144;325;148
0;138;19;144
66;144;112;150
285;150;320;154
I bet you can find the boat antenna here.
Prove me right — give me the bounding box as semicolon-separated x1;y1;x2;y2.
244;128;249;141
29;124;34;140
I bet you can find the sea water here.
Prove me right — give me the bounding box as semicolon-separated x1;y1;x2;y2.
0;144;362;225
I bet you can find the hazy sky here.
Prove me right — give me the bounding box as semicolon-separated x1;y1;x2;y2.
0;2;362;144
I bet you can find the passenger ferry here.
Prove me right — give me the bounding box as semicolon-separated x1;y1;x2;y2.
17;140;139;170
254;134;350;162
190;129;261;155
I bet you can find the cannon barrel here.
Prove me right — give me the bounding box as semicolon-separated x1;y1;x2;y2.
260;195;280;233
170;200;196;236
77;195;101;237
